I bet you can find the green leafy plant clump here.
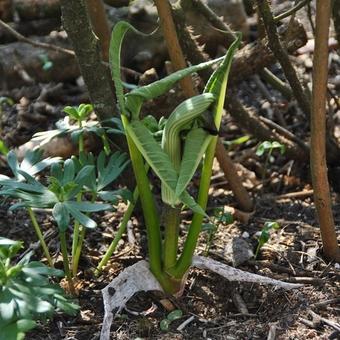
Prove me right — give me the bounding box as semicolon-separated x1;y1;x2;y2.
109;20;241;294
0;146;130;292
0;238;78;340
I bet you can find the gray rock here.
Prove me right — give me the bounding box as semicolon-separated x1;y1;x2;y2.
223;237;254;267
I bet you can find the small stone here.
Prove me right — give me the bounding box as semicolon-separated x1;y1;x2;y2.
241;231;249;238
223;237;254;267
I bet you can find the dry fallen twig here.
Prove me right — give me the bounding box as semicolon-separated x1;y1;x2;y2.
100;258;302;340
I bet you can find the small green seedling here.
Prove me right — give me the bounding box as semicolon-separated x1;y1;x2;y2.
256;140;285;184
255;221;280;259
256;140;285;160
33;105;124;156
39;54;53;71
159;309;183;332
0;237;78;340
63;104;93;153
203;208;233;256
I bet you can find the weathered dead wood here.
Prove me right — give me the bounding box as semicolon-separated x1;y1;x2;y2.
0;37;79;89
0;0;12;21
0;18;60;44
229;19;307;84
14;0;60;21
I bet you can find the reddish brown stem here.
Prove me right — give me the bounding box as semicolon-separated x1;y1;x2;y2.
86;0;111;62
310;0;340;261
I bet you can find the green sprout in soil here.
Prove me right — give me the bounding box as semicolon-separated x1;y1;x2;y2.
255;221;280;259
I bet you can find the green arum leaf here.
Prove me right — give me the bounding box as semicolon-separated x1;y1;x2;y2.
161;93;215;171
175;128;211;198
125;57;225;119
110;21;151;115
110;21;225;119
126;120;178;195
126;120;206;216
204;32;242;128
142;115;160;133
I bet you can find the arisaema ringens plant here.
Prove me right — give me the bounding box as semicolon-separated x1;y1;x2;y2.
109;21;241;294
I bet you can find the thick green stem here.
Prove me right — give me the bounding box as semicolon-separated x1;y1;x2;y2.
72;226;85;276
122;115;163;279
171;136;218;278
163;204;181;271
71;220;80;261
59;231;75;295
95;186;139;275
71;193;82;266
27;208;53;267
101;133;111;155
78;120;84;153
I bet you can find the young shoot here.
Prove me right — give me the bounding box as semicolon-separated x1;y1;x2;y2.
202;208;233;256
256;140;286;184
255;221;280;259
